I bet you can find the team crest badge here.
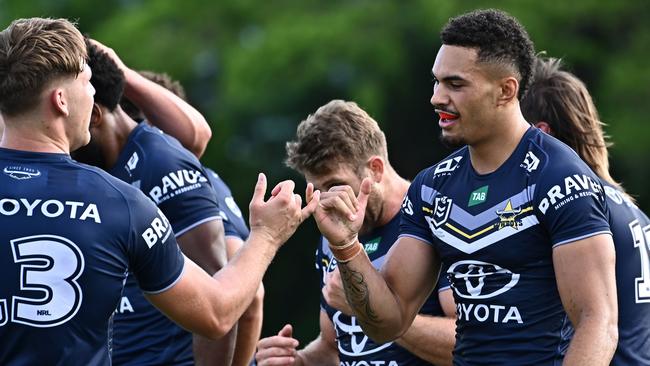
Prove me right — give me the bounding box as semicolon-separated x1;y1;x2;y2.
432;195;453;228
496;200;523;230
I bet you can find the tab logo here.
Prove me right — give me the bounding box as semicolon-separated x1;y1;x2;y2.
362;237;380;255
468;186;488;207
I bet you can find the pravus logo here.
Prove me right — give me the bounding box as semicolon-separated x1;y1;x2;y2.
333;311;392;357
431;196;452;228
538;174;604;214
448;260;520;299
149;169;209;203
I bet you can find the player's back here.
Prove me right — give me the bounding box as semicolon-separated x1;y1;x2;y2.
0;147;184;365
602;182;650;365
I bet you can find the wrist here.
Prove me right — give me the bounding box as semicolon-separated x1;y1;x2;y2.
329;236;364;263
246;230;280;258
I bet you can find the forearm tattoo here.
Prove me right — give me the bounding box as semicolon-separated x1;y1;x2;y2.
339;263;380;327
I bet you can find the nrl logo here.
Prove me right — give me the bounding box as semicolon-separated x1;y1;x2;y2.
431;195;453;228
496;200;523;230
3;166;42;180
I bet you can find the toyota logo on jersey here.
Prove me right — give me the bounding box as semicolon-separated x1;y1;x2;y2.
332;311;393;357
447;260;520;299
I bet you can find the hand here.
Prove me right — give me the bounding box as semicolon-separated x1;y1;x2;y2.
249;173;320;249
256;324;300;366
322;268;353;315
87;38;129;73
313;178;372;247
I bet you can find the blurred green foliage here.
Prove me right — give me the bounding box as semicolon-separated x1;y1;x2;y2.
2;0;648;344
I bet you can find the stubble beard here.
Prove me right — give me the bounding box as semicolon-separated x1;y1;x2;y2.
439;131;466;150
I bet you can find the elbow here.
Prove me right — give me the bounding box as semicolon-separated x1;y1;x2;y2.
605;316;618;350
202;316;236;341
191;119;212;159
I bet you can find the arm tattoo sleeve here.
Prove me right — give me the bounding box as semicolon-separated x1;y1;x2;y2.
339;263;380;327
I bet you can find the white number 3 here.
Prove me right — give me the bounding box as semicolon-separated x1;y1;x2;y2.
0;235;85;327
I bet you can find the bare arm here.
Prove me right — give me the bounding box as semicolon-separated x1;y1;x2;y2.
146;174;320;340
553;234;618;365
256;311;338;366
226;236;265;366
395;289;456;366
338;237;441;343
176;220;235;365
314;179;441;343
90;39;211;157
324;266;456;364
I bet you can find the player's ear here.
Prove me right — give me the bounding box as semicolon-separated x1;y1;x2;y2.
89;103;102;128
50;88;69;116
367;156;385;183
496;76;518;106
534;121;553;135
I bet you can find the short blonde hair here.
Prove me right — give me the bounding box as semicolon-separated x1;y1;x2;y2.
286;100;388;175
0;18;86;116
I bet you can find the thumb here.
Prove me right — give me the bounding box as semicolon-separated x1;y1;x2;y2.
278;323;293;338
357;178;372;215
250;173;267;205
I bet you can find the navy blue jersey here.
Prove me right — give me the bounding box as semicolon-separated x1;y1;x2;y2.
205;168;250;241
110;123;221;366
400;128;611;366
0;148;184;365
602;182;650;365
316;212;449;365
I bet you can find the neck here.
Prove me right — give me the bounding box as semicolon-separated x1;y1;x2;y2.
469;110;530;175
103;110;138;169
377;167;411;226
0;114;70;154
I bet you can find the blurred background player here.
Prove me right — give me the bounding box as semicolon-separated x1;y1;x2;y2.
119;68;264;366
256;100;456;366
521;56;650;366
73;38;234;365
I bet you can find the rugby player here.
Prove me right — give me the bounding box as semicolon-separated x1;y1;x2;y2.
119;69;264;366
256;100;456;366
72;39;236;365
521;56;650;365
312;9;618;365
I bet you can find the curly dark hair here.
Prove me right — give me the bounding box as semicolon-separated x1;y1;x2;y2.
85;38;124;111
441;9;535;100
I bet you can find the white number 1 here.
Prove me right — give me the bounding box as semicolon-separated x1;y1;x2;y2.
631;220;650;303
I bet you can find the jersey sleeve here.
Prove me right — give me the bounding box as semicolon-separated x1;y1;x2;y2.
399;170;435;245
143;152;222;237
315;236;334;310
534;159;611;247
125;190;185;294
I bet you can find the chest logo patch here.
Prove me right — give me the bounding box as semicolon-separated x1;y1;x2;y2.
431;195;453;228
496;200;523;230
362;237;380;255
468;185;488;207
